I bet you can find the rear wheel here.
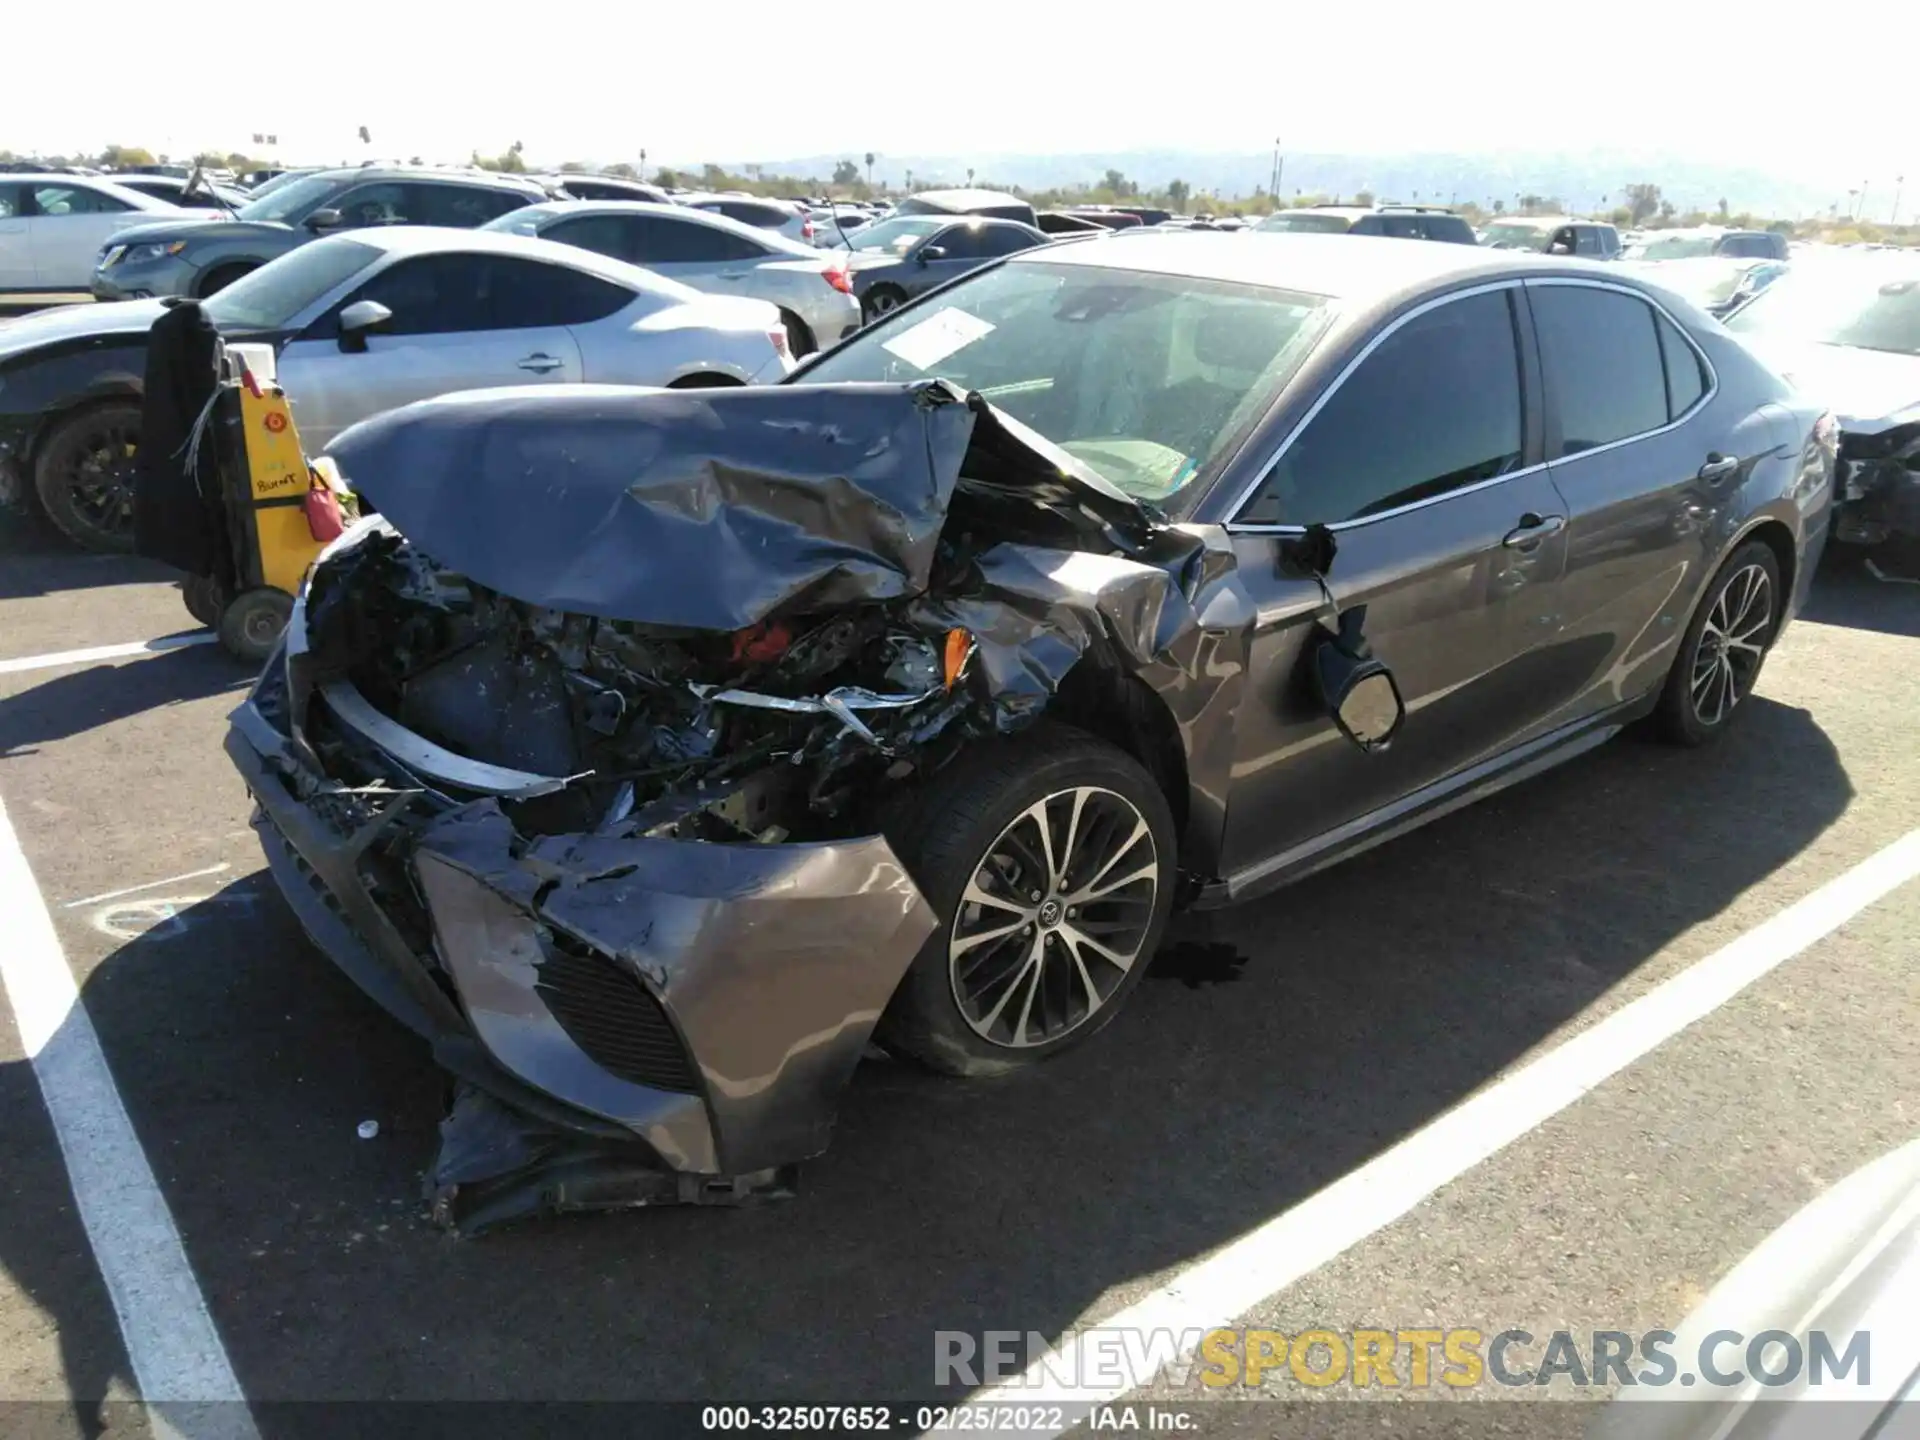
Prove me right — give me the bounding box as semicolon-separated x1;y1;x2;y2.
33;401;142;554
1654;539;1782;746
195;262;256;298
778;309;816;357
182;574;226;628
878;725;1177;1076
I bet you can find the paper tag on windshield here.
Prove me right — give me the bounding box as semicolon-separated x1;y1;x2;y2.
880;308;995;370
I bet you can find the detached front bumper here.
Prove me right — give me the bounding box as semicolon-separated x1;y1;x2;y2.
226;673;936;1225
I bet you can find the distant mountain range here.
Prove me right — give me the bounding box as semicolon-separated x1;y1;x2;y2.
689;148;1860;220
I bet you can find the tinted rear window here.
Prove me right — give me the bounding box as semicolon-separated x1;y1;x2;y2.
1532;285;1668;455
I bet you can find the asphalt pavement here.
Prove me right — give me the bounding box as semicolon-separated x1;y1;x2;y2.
0;506;1916;1438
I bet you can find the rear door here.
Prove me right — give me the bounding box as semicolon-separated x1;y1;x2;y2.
1219;283;1575;873
276;252;585;448
913;224;987;291
25;182;142;288
1527;279;1766;723
0;183;31;289
613;213;771;288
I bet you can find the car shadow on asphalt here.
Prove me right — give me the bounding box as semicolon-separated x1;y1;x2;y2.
0;694;1854;1416
0;646;250;758
0;515;186;601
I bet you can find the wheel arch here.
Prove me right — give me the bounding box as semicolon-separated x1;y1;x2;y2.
1721;513;1799;636
24;380;144;474
1047;657;1192;849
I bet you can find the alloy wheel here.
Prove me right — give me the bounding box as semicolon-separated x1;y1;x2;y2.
1690;562;1772;727
64;417;139;534
947;786;1160;1048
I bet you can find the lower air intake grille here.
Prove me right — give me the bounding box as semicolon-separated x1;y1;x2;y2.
535;934;701;1094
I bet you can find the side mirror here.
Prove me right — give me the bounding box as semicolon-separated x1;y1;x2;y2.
305;208;344;233
917;244;947;264
336;299;392;353
1314;606;1405;752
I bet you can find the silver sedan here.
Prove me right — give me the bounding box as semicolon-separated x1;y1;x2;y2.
197;227;795;449
485;201;863;355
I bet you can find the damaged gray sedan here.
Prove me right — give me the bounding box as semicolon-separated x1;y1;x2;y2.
226;234;1837;1229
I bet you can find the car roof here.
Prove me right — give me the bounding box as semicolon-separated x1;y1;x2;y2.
1015;229;1572;302
327;224;696;294
497;199;815;255
680;192;796;212
301;166;546;194
909;188;1027;208
1486;215;1585;229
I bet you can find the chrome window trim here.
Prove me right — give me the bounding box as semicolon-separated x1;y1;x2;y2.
1223;274;1718;535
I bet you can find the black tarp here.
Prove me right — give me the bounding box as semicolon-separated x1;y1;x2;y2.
324;378;1153;631
133;300;227;580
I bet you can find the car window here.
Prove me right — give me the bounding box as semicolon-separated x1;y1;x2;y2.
487;257;634;327
1425;216;1477;244
544;214;638;264
802;262;1333;503
31;183;131;216
980;225;1038;257
638;215;765;263
346;252;634;334
929;226;986;261
205;237;381;331
0;183;23;218
1656;313;1707;418
405;183;529;227
1376;215;1421;238
329;183;415;228
708;200;784;228
1531;285;1669;455
1242;289;1524;525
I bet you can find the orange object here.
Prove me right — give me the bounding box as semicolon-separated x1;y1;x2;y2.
942;628;972;689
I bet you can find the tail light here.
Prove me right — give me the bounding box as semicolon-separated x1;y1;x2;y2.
802;218;815;241
767;327;791;359
823;266;853;294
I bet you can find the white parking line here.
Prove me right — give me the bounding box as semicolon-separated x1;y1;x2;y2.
64;864;232;909
960;828;1920;1431
0;794;256;1439
0;632;215;676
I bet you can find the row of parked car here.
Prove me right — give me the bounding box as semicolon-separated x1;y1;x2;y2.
1;167;1914;574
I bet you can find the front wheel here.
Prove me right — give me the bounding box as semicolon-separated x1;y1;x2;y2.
218;588;293;664
878;725;1177;1076
1654;539;1782;745
862;285;906;322
33;401;142;554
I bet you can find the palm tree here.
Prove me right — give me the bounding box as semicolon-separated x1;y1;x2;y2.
966;167;975;187
865;152;875;189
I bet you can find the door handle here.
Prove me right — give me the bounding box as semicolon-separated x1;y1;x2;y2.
1698;453;1740;485
517;353;565;374
716;271;747;279
1502;512;1566;549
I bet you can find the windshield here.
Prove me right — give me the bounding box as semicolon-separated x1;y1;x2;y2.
798;261;1333;502
1258;212;1353;234
236;174;341;224
846;216;946;254
203;238;380;330
1628;233;1719;261
1725;266;1920;357
1480;223;1553;251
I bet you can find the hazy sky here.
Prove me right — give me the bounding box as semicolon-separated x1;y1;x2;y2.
5;0;1915;184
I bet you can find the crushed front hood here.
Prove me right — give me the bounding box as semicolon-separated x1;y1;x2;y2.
323;378;1154;631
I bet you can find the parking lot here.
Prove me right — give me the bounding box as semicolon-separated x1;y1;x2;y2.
1;502;1917;1435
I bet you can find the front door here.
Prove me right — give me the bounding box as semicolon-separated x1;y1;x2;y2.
1218;285;1575;875
0;183;32;289
24;181;140;289
277;252;583;449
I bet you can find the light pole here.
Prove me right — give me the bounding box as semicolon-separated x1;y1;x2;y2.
1894;176;1905;226
1856;180;1869;220
1270;137;1282;201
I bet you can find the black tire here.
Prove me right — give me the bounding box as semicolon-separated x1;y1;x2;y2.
33;401;142;554
195;262;256;298
218;587;293;664
862;284;907;323
877;724;1177;1076
778;309;816;358
1654;539;1783;746
182;574;226;628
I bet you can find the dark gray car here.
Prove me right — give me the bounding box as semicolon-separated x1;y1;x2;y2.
225;234;1833;1228
840;215;1049;318
88;167;546;300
